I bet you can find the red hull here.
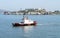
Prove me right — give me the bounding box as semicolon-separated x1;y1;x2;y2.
12;21;37;26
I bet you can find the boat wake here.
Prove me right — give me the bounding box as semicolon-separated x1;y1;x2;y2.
37;23;60;26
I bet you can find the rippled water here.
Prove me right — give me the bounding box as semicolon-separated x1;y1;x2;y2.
0;15;60;38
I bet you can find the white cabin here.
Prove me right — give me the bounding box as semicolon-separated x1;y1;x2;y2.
22;16;33;24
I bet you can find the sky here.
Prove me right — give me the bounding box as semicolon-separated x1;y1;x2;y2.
0;0;60;11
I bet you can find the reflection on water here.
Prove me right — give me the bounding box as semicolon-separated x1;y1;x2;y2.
23;26;34;33
12;26;35;38
22;26;35;38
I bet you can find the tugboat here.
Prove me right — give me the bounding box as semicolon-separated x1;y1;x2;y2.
12;16;37;26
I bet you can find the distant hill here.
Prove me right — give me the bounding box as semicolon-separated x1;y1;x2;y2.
0;9;5;14
1;8;60;15
0;9;10;15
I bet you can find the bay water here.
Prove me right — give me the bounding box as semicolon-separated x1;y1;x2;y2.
0;15;60;38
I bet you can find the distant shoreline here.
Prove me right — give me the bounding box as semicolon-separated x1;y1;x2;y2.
3;8;60;15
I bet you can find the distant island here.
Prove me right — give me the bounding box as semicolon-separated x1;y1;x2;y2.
3;8;60;15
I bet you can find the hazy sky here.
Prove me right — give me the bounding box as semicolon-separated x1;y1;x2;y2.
0;0;60;11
